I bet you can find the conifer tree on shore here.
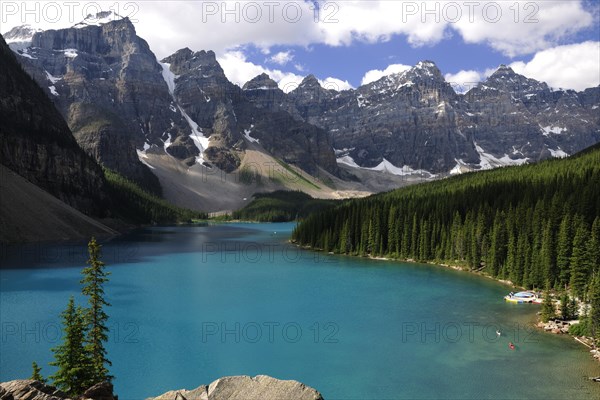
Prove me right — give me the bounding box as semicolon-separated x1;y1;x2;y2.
47;238;112;396
541;283;554;323
31;361;45;383
49;297;92;396
81;237;112;384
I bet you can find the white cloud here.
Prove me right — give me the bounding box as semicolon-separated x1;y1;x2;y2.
444;42;600;93
218;51;351;93
361;64;412;85
217;51;303;92
453;1;595;57
3;1;594;59
444;70;485;93
319;77;354;91
268;51;294;66
508;41;600;91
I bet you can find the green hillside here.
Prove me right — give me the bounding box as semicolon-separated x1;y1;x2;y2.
293;144;600;294
232;191;338;222
104;169;206;224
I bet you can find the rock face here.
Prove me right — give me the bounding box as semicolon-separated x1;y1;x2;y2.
0;380;67;400
6;13;189;192
277;62;600;174
7;15;339;185
6;17;599;185
161;48;338;175
0;377;322;400
0;35;105;216
148;375;324;400
0;380;116;400
0;165;117;243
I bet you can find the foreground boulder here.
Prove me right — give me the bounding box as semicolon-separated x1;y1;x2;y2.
0;380;66;400
148;375;324;400
0;380;115;400
1;376;323;400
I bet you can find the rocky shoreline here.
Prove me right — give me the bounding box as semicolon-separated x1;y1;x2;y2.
0;375;324;400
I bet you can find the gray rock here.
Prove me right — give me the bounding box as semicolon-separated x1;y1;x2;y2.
0;34;106;216
6;14;190;192
161;50;338;175
147;375;323;400
81;383;115;400
278;62;600;174
0;380;116;400
0;380;67;400
6;17;598;185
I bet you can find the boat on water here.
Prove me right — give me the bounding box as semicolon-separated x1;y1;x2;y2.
504;291;542;304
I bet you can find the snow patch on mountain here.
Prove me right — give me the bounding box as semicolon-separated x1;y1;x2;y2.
337;155;361;168
73;11;124;29
17;48;37;59
136;150;156;169
63;49;78;58
337;153;435;177
243;125;259;143
159;60;210;164
160;62;177;95
181;109;209;164
449;159;471;175
244;86;278;91
45;70;62;84
541;125;567;136
549;148;568;158
3;25;42;51
367;159;436;177
475;143;528;169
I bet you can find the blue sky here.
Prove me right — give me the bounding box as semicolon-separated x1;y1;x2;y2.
245;36;510;86
3;0;599;91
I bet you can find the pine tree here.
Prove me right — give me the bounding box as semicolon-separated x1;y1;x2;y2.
570;222;590;299
541;282;554;323
557;215;572;287
590;272;600;344
560;292;571;320
569;297;578;320
539;221;556;285
50;297;92;396
590;217;600;269
81;238;112;384
31;361;45;383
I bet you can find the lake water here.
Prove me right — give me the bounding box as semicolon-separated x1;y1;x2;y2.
1;223;599;399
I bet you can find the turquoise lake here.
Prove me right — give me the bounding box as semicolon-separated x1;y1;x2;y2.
1;223;599;399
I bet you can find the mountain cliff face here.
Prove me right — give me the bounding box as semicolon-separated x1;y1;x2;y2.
266;62;600;174
285;61;480;173
0;35;105;215
160;48;338;174
7;15;338;184
5;13;192;192
5;16;599;187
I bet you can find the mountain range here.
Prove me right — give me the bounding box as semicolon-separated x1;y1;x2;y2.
2;12;599;213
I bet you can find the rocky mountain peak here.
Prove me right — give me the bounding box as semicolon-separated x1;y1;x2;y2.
73;10;125;28
407;60;444;81
243;73;279;91
489;64;517;79
483;64;549;94
3;25;41;42
3;25;43;51
300;74;321;88
162;48;222;76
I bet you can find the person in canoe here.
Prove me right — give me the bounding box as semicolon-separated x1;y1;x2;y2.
508;342;515;350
